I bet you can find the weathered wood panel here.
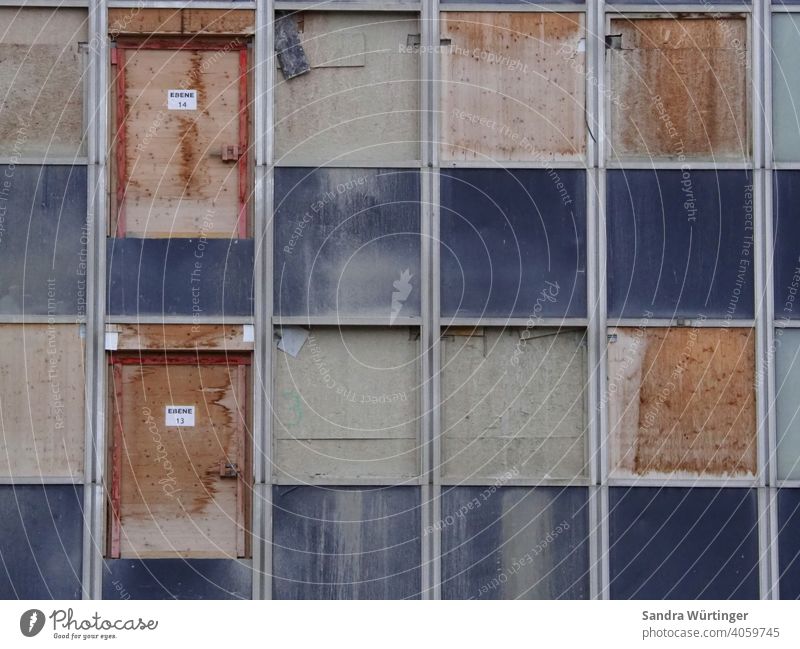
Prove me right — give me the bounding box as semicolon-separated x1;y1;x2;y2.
111;358;247;558
0;325;84;478
442;328;588;481
274;327;419;481
607;169;754;319
111;324;253;351
272;486;421;599
274;168;420;318
441;12;585;162
118;47;243;237
773;172;800;320
609;487;759;599
107;238;254;316
0;485;83;599
608;327;756;479
441;487;589;599
609;16;749;161
109;9;255;35
0;8;87;158
275;12;420;163
440;169;586;318
778;489;800;600
0;165;87;316
774;329;800;479
102;559;251;599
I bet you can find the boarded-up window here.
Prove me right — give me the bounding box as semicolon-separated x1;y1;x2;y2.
609;487;759;599
0;8;87;158
441;487;589;600
272;486;421;599
441;12;585;162
608;16;750;161
441;327;588;481
274;327;420;481
112;42;248;237
774;329;800;479
108;354;250;559
607;170;754;320
608;327;756;479
274;168;420;318
275;12;420;163
440;169;586;319
0;325;84;478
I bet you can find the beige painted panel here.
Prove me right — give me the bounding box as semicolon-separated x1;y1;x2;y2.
608;327;757;479
275;12;420;163
0;324;84;477
116;363;244;558
0;8;87;157
109;9;255;35
441;12;586;162
441;328;588;480
122;48;241;237
274;327;419;480
609;17;749;160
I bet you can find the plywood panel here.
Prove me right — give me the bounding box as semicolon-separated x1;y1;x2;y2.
111;324;253;351
272;486;421;599
442;328;588;481
275;12;420;163
607;169;754;319
609;16;749;161
112;359;247;558
441;12;585;162
608;327;756;479
440;169;586;318
609;487;759;599
103;559;251;599
274;327;419;481
441;487;589;599
274;168;420;318
0;325;84;478
109;9;255;35
0;8;86;158
119;47;242;237
0;485;83;599
0;165;87;316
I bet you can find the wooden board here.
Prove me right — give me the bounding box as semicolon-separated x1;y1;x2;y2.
0;325;84;478
109;9;255;35
116;46;245;237
609;16;749;160
110;324;253;351
441;12;585;162
441;327;588;480
275;12;420;163
608;327;757;478
111;357;248;558
0;8;87;158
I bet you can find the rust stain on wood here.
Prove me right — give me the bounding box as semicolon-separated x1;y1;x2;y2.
111;324;252;351
609;16;749;160
608;327;757;478
109;9;255;35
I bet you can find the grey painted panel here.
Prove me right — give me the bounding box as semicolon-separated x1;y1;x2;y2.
0;485;83;599
274;168;420;318
775;329;800;479
773;15;800;162
0;165;87;316
441;487;590;600
273;486;421;599
609;487;759;599
102;559;252;600
441;328;588;480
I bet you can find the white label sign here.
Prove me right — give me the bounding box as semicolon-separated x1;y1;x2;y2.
167;90;197;110
165;406;195;427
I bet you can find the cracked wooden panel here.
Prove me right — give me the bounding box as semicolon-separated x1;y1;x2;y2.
608;327;757;479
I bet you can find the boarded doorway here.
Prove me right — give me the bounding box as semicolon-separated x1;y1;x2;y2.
108;353;250;559
113;39;248;238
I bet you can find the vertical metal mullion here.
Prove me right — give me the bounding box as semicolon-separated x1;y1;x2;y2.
253;0;274;601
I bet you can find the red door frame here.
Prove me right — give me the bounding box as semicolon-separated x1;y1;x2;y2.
113;38;249;238
108;352;251;559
